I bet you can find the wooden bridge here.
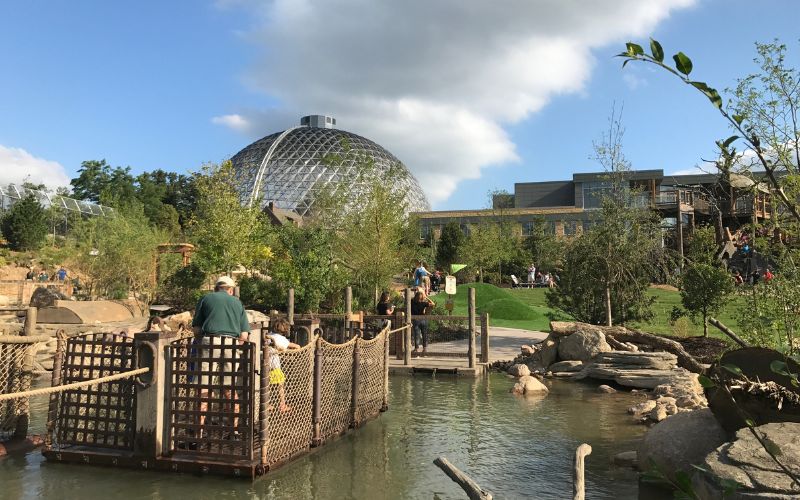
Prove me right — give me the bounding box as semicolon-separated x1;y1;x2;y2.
39;322;390;478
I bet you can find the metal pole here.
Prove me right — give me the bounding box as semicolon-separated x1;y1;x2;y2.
480;312;489;364
312;337;323;446
468;287;476;369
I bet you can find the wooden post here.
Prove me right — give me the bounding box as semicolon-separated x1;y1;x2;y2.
23;306;36;336
382;323;390;411
573;443;592;500
480;312;489;364
434;456;493;500
404;324;412;366
45;330;67;448
132;330;175;457
259;334;271;464
345;286;353;341
677;210;684;269
351;339;361;427
468;287;476;369
288;288;295;326
311;337;323;446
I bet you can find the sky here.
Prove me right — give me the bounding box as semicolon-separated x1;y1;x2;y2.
0;0;798;210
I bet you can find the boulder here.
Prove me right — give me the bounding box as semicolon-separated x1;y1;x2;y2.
520;345;535;356
550;360;584;373
598;384;617;394
507;364;531;377
629;400;657;415
521;338;559;372
613;451;638;468
649;405;668;422
163;311;192;332
693;422;800;499
557;325;611;362
29;287;68;308
638;408;728;482
577;351;701;390
246;309;269;324
511;375;549;396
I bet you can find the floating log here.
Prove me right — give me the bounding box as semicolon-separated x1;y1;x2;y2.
434;456;493;500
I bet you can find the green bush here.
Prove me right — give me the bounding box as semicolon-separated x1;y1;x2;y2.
159;263;207;311
238;275;286;312
1;194;48;251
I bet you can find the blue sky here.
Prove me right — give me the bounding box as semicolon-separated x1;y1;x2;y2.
1;0;798;210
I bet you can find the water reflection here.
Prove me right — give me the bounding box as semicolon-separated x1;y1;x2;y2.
2;374;648;499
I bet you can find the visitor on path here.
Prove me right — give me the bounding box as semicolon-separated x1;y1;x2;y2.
411;289;435;354
56;267;67;281
764;268;774;282
527;263;536;287
191;275;251;436
267;318;300;413
414;261;430;292
376;292;395;315
25;267;35;280
733;270;744;285
37;270;48;282
430;270;441;293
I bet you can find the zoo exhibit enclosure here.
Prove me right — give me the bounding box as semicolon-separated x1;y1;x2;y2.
37;320;391;479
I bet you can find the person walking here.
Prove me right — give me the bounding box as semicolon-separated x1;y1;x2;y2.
191;276;251;436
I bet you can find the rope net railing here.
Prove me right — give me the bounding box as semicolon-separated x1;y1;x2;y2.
355;331;388;423
0;335;47;440
318;336;357;440
48;332;139;451
261;338;314;467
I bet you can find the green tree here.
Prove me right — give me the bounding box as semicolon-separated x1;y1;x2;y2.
436;221;464;270
686;225;719;266
1;194;48;250
73;207;165;309
461;222;512;283
548;109;665;325
189;161;268;276
521;216;563;273
680;263;734;336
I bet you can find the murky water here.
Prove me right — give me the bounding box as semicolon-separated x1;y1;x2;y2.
1;374;650;500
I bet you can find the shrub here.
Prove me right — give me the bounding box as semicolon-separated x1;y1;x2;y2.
1;194;48;251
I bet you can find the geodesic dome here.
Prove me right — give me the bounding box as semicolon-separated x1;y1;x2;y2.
230;115;430;216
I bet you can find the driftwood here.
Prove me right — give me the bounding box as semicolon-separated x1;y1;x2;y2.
573;443;592;500
434;456;493;500
708;317;749;348
549;321;705;374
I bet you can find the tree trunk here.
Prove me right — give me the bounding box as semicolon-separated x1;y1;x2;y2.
604;286;612;327
703;315;708;337
479;268;484;283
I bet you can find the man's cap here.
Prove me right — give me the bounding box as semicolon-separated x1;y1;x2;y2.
216;276;236;288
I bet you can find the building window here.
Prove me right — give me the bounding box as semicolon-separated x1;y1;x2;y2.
420;224;431;240
563;221;577;236
582;220;592;233
521;221;535;236
582;181;613;209
546;221;556;235
460;223;471;237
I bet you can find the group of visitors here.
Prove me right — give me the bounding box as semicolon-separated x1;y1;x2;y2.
25;266;68;282
413;261;443;294
520;263;557;288
732;268;774;286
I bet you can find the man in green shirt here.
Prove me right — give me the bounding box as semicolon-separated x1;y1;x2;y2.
192;275;251;436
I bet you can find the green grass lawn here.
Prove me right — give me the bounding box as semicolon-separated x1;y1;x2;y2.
439;282;743;339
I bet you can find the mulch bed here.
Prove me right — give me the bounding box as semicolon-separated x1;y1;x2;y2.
662;334;731;363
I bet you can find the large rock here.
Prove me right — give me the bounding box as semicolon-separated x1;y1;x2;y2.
577;351;701;390
507;364;531;377
638;408;728;482
557;324;611;362
511;375;549;396
550;360;584;373
693;422;800;499
521;338;559;372
246;309;269;324
29;287;68;308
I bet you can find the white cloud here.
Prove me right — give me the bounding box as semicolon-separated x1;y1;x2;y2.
222;0;695;206
211;113;253;133
0;145;70;189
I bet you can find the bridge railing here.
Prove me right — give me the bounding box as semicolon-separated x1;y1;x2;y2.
42;322;391;477
0;334;49;441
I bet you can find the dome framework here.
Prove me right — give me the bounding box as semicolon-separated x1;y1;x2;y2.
231;116;430;217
